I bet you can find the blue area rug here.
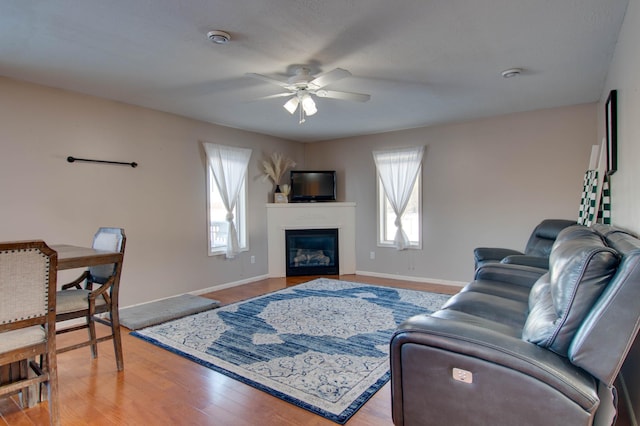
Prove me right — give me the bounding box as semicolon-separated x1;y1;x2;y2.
132;278;450;424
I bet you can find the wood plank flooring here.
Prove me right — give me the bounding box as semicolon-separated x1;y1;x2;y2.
0;275;632;425
0;275;457;426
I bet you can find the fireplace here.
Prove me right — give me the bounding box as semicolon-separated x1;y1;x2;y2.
266;202;355;277
285;228;339;276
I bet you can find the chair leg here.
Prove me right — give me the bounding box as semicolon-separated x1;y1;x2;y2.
36;354;48;403
87;315;98;359
46;352;61;426
15;359;37;408
23;358;39;408
110;309;124;371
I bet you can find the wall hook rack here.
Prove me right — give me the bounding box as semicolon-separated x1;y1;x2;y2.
67;156;138;168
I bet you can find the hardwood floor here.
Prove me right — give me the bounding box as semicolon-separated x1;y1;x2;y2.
0;275;457;426
0;275;632;425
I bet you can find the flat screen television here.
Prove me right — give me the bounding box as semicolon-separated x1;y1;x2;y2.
289;170;336;202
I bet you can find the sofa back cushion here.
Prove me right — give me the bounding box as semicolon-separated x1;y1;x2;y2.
522;226;619;356
569;226;640;385
524;219;576;258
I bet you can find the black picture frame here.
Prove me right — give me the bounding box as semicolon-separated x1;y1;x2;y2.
606;90;618;175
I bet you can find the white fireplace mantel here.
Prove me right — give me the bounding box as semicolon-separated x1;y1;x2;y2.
266;202;356;277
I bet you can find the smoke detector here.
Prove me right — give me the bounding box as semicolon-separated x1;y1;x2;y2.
207;30;231;44
501;68;522;78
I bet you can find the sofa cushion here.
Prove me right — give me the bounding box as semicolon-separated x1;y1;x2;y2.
521;274;556;343
442;291;529;330
524;219;577;257
461;279;532;303
430;309;522;338
568;226;640;385
522;227;619;356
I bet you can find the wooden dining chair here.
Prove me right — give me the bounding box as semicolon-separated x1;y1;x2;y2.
56;227;126;371
0;240;60;426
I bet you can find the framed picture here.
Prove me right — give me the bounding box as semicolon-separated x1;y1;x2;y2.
605;90;618;175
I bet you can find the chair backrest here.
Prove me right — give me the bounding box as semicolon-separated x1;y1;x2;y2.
0;240;57;333
523;219;576;257
89;227;126;282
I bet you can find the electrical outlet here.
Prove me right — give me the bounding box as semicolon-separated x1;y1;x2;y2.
370;251;375;260
250;255;255;264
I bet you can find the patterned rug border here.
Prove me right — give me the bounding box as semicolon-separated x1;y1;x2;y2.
131;278;450;424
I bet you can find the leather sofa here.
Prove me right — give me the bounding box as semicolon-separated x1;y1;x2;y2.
473;219;576;269
390;224;640;425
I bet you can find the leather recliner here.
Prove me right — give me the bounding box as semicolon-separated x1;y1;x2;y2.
473;218;576;269
391;224;640;425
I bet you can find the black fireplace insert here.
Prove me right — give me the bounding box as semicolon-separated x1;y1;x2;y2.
285;228;339;276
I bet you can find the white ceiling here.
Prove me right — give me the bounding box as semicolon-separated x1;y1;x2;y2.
0;0;629;142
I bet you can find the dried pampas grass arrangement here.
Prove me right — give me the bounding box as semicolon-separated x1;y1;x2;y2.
262;152;296;185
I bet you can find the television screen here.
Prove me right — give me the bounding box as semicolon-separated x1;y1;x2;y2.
290;171;336;202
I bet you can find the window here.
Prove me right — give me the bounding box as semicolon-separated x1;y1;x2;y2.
373;146;424;250
207;168;247;255
203;143;252;258
377;169;422;248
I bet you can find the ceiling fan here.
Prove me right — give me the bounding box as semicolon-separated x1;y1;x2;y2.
246;67;371;123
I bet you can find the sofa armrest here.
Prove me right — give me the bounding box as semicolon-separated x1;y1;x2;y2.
390;314;599;426
474;247;523;263
501;254;549;269
473;262;547;288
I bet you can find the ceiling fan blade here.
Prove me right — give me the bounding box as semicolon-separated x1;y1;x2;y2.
316;90;371;102
308;68;351;89
255;92;295;100
245;72;290;88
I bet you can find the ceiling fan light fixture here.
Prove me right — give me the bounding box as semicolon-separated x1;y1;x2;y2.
301;94;317;116
247;66;369;124
283;97;299;114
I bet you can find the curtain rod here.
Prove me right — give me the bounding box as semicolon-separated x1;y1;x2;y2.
67;156;138;168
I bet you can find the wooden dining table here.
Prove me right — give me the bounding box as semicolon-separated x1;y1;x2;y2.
51;244;123;270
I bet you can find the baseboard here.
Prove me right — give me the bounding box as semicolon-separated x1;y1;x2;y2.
119;274;271;311
355;270;466;288
119;272;460;312
189;274;271;296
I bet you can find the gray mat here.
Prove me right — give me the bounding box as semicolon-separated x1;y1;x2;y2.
119;294;220;330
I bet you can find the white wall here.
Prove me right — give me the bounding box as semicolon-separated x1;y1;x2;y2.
600;0;640;419
305;104;597;283
602;0;640;233
0;77;598;294
0;77;303;307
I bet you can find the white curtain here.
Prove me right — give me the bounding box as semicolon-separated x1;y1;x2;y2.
373;146;424;250
203;143;252;258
